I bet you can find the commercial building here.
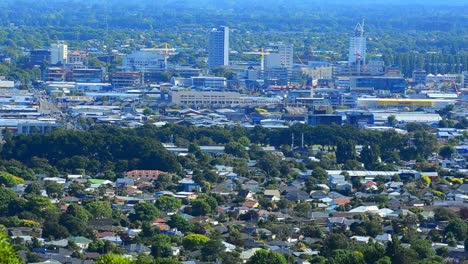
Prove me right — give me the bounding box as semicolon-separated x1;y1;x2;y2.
350;76;406;94
72;68;104;83
171;91;240;106
357;98;455;109
67;50;88;66
208;26;229;70
348;22;366;66
372;112;442;124
263;43;294;84
412;69;427;84
462;71;468;88
191;76;227;89
0;119;60;134
29;49;51;66
111;72;142;89
308;114;342;126
122;51;166;72
50;42;68;65
265;43;294;70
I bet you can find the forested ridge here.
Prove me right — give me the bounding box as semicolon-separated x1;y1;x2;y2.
0;123;452;176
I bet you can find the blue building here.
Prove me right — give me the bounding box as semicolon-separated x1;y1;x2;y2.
350;76;406;93
308;114;342;126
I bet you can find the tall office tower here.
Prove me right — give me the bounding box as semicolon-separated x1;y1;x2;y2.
462;71;468;88
50;42;68;65
265;43;294;69
208;26;229;70
348;21;366;66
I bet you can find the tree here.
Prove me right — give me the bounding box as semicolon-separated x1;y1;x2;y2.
327;250;365;264
155;196;182;213
201;238;226;261
411;239;434;259
96;253;133;264
246;249;287;264
220;251;242;264
182;234;210;251
0;188;17;215
167;214;193;233
45;181;64;198
439;145;456;159
360;144;380;169
190;199;212;216
413;131;438;159
387;115;398;127
151;234;172;258
322;233;349;256
130;202;160;222
0;171;25;187
434;207;456;221
225;142;248;158
444;218;468;241
0;228;22;264
65;204;90;222
86;201;113;219
211;66;234;80
336;139;356;164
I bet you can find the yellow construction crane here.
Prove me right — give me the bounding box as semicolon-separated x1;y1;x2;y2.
243;48;270;71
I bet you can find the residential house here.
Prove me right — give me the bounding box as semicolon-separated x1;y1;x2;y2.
243;180;260;192
179;178;201;192
126;170;166;182
264;189;281;201
285;190;310;202
238;190;255;201
67;236;92;250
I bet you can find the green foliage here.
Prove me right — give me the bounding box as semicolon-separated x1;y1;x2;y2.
444;218;468;241
151;234;172;258
246;249;287;264
155;196;182;212
0;227;22;264
95;253;133;264
326;249;365;264
130;202;160;222
0;171;25;187
167;214;193;233
225;141;248;158
201;239;226;261
86;201;113;219
434;207;456;221
0;188;18;215
439;145;456;159
336;139;356;164
2;127;182;175
182;233;210;251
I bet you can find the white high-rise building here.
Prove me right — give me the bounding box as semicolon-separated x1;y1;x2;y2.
265;43;294;69
50;42;68;65
348;22;366;66
462;71;468;88
208;26;229;70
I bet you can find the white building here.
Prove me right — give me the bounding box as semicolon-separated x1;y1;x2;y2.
348;22;366;66
265;43;294;69
208;26;229;70
461;71;468;88
171;90;240;106
50;42;68;65
122;51;165;72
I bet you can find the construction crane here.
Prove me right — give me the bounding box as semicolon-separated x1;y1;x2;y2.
452;81;461;97
243;48;270;71
295;53;304;65
142;43;176;71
